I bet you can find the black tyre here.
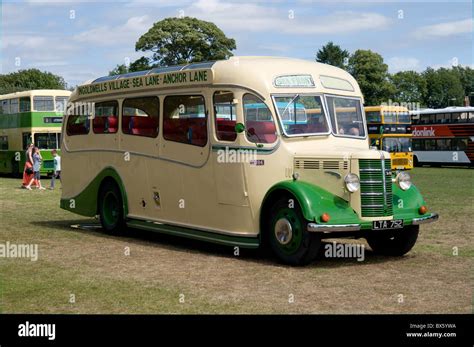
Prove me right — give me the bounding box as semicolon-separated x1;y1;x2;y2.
98;180;127;234
366;225;419;256
413;156;419;167
266;196;320;266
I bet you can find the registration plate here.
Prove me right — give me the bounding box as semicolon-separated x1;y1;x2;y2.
372;219;403;230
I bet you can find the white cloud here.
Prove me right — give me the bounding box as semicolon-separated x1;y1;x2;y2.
285;11;391;34
429;58;474;70
186;0;391;34
73;15;152;45
387;56;421;72
1;35;48;50
414;18;473;39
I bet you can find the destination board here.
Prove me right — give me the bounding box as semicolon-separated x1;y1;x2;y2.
77;69;213;97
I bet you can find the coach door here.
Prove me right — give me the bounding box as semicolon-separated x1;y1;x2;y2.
211;90;249;207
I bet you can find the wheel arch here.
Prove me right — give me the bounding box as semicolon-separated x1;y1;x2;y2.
260;180;360;232
60;166;129;217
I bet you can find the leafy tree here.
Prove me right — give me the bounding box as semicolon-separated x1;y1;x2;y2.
315;42;350;69
109;56;153;76
348;50;394;105
0;69;66;94
109;64;130;76
135;17;236;67
452;65;474;101
423;67;465;108
389;71;427;105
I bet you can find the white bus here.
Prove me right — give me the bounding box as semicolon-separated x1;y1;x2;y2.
61;57;437;265
411;107;474;166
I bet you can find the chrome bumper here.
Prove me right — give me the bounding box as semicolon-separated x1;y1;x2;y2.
412;213;439;225
307;212;439;233
307;223;361;233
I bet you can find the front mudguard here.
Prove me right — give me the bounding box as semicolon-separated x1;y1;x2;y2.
263;180;360;225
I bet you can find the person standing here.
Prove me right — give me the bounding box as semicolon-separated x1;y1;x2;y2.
25;147;45;190
49;149;61;190
22;143;35;188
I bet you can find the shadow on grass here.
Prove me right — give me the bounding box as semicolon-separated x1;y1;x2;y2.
35;219;407;269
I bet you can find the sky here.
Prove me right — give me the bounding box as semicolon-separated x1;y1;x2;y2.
1;0;473;88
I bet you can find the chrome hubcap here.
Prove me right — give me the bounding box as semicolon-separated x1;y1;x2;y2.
274;218;293;245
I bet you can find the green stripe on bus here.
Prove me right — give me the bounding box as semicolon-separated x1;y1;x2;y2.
211;144;274;153
60;167;129;217
126;219;260;249
0;111;64;129
0;149;60;175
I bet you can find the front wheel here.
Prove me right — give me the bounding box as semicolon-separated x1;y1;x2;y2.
267;196;321;266
366;225;419;256
98;180;127;235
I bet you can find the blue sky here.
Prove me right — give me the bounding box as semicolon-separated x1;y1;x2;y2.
1;0;472;88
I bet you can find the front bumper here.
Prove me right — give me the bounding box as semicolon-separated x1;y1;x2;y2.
412;213;439;225
307;213;439;233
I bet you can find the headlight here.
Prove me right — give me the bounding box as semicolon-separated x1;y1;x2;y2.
344;173;360;193
397;171;412;190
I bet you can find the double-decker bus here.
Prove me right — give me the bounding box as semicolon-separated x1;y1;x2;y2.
365;105;413;170
410;107;474;166
60;57;437;265
0;90;71;176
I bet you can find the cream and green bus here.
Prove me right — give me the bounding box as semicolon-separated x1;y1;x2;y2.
60;57;438;265
0;89;71;175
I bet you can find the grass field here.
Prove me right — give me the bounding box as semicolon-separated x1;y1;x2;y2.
0;168;472;314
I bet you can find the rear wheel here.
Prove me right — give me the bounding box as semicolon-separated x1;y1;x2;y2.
413;156;419;167
267;196;320;266
366;225;419;256
98;180;126;235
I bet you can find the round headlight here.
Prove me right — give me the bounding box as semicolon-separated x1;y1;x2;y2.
397;171;412;190
344;173;360;193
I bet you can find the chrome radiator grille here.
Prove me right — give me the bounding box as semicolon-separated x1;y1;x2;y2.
359;159;393;217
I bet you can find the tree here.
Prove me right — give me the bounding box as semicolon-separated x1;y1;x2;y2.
315;42;350;69
389;71;427;106
0;69;66;94
348;50;395;105
109;64;130;76
135;17;236;67
423;68;465;108
109;56;153;76
452;65;474;101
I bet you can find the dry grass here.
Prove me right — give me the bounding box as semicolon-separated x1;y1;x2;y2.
0;167;472;314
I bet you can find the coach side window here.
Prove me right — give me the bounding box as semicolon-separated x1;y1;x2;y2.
93;101;119;134
122;96;159;138
214;91;237;142
66;104;90;136
163;95;207;147
243;94;277;144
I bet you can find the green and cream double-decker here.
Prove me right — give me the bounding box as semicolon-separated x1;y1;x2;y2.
0;90;71;176
60;57;438;265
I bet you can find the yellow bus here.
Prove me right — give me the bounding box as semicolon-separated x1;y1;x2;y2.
365;105;413;170
60;57;437;265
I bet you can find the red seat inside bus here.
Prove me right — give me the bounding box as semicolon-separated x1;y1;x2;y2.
216;118;237;141
93;116;118;134
122;116;158;137
246;121;276;143
163;118;207;146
